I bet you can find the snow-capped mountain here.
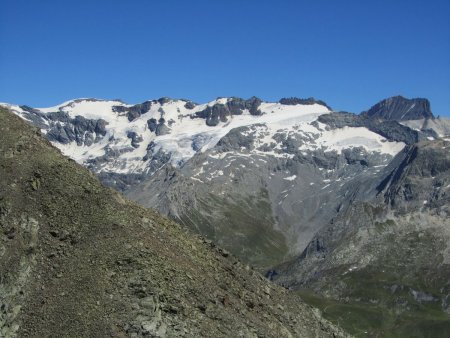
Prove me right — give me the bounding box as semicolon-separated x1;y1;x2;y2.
2;96;420;187
2;95;450;333
1;96;448;254
4;94;448;265
3;97;333;176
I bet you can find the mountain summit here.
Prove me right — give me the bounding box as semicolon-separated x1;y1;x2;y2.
362;95;433;121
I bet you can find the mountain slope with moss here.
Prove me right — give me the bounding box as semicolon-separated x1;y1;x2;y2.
0;107;348;337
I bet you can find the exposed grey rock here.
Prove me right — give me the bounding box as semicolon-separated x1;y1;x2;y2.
362;95;434;121
195;104;230;126
194;97;263;126
377;141;450;213
46;123;71;144
97;172;143;192
147;118;171;135
279;97;332;110
184;101;196;110
157;97;172;105
245;96;263;116
127;131;143;148
44;112;70;123
410;289;438;303
155;119;171;136
215;126;257;152
147;118;158;132
113;101;153;121
45;114;108;146
142;142;172;173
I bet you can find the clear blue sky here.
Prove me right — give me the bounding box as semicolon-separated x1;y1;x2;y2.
1;0;449;116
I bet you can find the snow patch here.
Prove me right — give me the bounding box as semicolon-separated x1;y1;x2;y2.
300;127;405;156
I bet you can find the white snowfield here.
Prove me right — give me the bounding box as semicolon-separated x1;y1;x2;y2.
1;98;406;175
302;126;406;156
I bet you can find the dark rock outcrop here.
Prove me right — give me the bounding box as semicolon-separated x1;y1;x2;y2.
216;126;256;152
194;97;263;126
147;118;171;135
279;97;332;111
46;116;108;146
184;101;196;110
362;96;433;121
195;104;230;126
127;131;143;148
113;101;153;121
377;141;450;213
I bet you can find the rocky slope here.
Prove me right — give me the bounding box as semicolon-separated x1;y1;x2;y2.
271;139;450;336
0;107;348;337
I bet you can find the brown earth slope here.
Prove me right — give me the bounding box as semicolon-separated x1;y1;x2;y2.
0;107;348;337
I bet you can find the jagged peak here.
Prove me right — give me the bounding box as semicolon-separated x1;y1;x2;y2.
362;95;433;121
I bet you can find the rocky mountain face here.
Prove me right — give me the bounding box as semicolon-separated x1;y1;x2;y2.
361;95;434;121
271;139;450;336
2;95;450;336
0;107;348;337
126;115;410;269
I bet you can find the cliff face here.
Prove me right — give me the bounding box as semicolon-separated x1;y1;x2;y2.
0;107;347;337
362;95;433;121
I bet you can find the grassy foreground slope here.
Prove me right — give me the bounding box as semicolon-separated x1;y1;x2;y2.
0;107;348;337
